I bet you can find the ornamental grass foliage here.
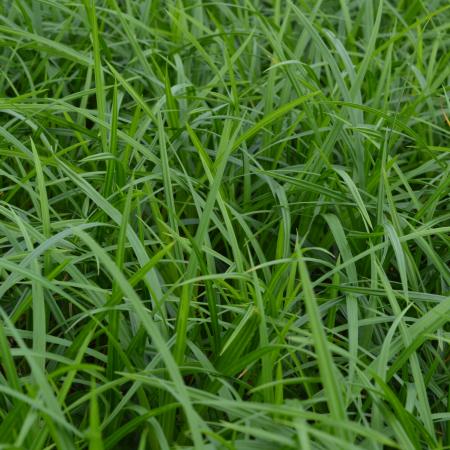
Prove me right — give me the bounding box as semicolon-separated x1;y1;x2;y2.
0;0;449;449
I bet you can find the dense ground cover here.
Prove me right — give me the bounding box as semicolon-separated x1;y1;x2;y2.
0;0;449;448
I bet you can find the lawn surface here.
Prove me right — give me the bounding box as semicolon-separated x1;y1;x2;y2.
0;0;449;449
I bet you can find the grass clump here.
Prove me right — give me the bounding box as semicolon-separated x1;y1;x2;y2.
0;0;449;448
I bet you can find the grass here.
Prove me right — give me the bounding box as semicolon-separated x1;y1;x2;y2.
0;0;449;448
